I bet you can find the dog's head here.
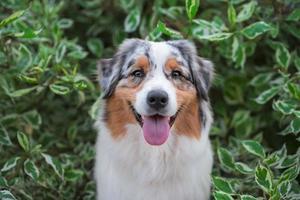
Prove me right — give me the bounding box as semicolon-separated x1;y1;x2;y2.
98;39;213;146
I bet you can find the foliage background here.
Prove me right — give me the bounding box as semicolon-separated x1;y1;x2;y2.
0;0;299;199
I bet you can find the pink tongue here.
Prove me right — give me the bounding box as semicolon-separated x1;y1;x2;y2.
142;115;170;145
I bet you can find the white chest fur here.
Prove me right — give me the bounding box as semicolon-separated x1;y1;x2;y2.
94;121;213;200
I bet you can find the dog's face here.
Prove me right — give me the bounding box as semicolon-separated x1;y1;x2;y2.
98;39;213;146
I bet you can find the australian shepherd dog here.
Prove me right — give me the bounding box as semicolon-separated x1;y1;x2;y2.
94;39;214;200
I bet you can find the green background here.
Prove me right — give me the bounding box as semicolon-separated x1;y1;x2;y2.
0;0;299;199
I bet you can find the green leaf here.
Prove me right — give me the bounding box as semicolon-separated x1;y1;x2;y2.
212;176;234;194
57;18;73;29
0;10;25;28
280;165;300;182
124;7;141;32
287;83;300;100
195;32;233;41
22;110;42;129
273;101;295;115
236;1;257;22
87;38;103;57
0;128;12;146
235;162;253;174
242;140;266;159
217;147;235;170
8;87;36;98
240;195;257;200
213;191;234;200
250;73;274;86
49;83;70;95
186;0;200;20
275;44;291;69
1;157;20;172
0;190;16;200
291;118;300;133
231;110;250;127
0;176;8;187
55;43;67;63
227;4;236;26
17;131;30;152
14;28;42;39
255;86;280;104
89;96;102;120
232;37;245;68
241;21;271;39
42;153;64;179
24;159;39;181
65;169;84;182
287;9;300;21
157;21;183;39
255;164;273;193
278;180;291;196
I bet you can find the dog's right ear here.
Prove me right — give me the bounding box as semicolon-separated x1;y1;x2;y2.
97;57;123;98
97;58;113;93
97;38;144;98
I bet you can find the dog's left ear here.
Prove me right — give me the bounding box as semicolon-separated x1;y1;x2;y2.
193;56;214;101
168;40;214;101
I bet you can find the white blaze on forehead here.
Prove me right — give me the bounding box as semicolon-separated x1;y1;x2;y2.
149;41;173;70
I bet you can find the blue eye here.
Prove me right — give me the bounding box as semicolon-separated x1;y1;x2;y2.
132;69;145;78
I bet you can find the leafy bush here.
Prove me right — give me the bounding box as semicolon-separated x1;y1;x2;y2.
0;0;299;199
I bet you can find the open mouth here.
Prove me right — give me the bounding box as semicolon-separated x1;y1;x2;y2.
128;104;178;128
129;103;180;146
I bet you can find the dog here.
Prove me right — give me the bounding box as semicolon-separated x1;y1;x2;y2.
94;39;214;200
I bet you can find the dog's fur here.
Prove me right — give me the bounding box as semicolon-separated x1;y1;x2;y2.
94;39;214;200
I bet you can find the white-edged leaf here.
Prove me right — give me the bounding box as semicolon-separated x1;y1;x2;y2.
65;169;84;182
0;128;12;146
241;21;271;39
24;159;39;180
0;176;8;187
0;190;16;200
236;1;257;22
17;131;30;152
278;180;291;196
217;147;235;170
8;87;36;98
287;8;300;21
231;37;246;68
273;100;295;115
240;195;257;200
291;118;300;133
275;44;291;69
49;83;70;95
255;164;273;193
124;7;141;32
1;157;20;172
42;153;64;179
242;140;266;159
157;21;183;39
186;0;200;20
212;176;234;194
0;10;25;28
195;32;233;41
213;191;234;200
255;86;280;104
235;162;254;174
227;4;236;26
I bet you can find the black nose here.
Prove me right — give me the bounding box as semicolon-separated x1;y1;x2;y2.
147;90;169;110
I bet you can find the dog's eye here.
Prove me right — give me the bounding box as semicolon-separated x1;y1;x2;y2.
171;70;182;79
131;69;145;78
